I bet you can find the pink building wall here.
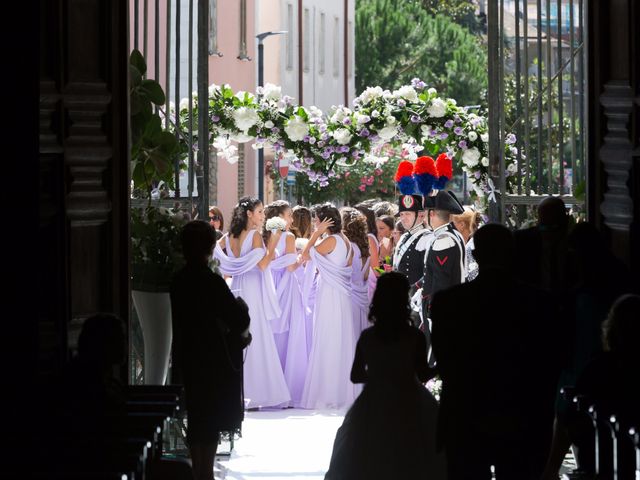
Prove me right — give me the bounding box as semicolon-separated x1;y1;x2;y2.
128;0;258;229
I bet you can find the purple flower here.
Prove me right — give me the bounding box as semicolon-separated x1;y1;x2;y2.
342;118;352;126
351;149;359;157
305;157;315;165
271;127;280;134
506;133;517;144
212;115;220;122
471;118;482;127
359;128;370;137
303;135;311;142
411;78;421;88
458;140;468;149
454;127;464;136
439;133;449;140
474;171;481;179
322;151;331;159
308;137;316;144
317;141;325;148
430;130;437;137
397;99;407;108
411;115;421;123
444;120;454;129
320;181;329;187
339;145;350;153
454;116;462;124
322;133;331;141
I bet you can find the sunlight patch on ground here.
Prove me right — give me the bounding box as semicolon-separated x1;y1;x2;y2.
215;408;346;480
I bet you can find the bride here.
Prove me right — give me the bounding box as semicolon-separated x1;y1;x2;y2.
325;272;447;480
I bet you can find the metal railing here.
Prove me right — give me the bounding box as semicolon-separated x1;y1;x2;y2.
131;0;210;220
487;0;587;226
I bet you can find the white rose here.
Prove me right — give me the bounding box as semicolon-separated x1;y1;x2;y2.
356;114;371;125
264;120;275;129
449;98;457;105
378;125;398;141
333;128;353;145
179;98;190;111
371;110;380;118
234;90;254;102
262;83;282;101
233;106;260;131
462;147;481;167
507;162;518;173
427;98;447;118
395;85;418;102
309;106;323;118
360;86;383;104
427;87;437;96
420;125;433;138
383;90;394;101
386;116;397;125
330;109;345;123
208;84;220;96
468;131;478;142
284;115;309;142
230;131;253;143
481;157;489;167
481;132;489;143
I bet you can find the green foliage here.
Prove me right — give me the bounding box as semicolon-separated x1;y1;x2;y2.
355;0;487;106
421;0;484;33
130;49;178;201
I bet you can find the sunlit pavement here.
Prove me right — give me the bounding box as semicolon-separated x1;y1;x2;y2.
215;408;346;480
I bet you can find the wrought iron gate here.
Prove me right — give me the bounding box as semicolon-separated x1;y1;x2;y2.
487;0;587;225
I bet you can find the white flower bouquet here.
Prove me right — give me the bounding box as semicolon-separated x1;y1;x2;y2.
294;237;309;251
265;217;287;233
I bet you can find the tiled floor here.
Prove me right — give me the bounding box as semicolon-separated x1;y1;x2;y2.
214;408;346;480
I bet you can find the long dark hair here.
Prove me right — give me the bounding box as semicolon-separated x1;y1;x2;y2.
368;272;412;339
378;215;395;232
291;205;312;239
262;200;291;245
355;203;377;236
341;207;370;259
208;205;224;231
316;203;342;234
229;196;262;238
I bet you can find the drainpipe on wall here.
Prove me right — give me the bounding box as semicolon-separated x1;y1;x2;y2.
298;0;303;104
343;0;349;105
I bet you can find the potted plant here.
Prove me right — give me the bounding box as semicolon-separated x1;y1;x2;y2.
129;49;185;384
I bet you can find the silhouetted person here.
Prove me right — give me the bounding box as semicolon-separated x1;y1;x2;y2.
325;272;445;480
431;224;560;480
542;222;634;478
170;220;251;480
567;294;640;479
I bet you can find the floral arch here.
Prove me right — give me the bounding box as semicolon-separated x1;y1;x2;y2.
172;79;519;208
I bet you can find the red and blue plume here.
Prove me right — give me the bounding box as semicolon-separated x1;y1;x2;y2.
394;160;416;195
413;156;437;197
433;153;453;190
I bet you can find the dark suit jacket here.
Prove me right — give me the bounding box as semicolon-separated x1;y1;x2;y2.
430;268;561;450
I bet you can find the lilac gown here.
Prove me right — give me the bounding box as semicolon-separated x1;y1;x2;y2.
350;243;370;343
214;230;291;409
301;234;358;410
367;233;380;300
270;232;309;407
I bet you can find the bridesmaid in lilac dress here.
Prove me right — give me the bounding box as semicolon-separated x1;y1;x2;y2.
300;204;358;410
214;197;291;409
263;201;308;407
341;207;371;342
355;204;380;300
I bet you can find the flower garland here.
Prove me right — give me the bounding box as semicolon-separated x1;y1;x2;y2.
169;79;520;208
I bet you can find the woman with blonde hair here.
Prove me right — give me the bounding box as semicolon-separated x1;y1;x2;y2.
452;207;482;281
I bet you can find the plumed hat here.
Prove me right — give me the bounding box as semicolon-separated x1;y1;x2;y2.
413;156;438;198
423;190;464;214
394;161;423;212
433;153;453;191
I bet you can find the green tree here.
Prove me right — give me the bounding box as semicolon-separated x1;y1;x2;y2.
421;0;484;33
355;0;487;106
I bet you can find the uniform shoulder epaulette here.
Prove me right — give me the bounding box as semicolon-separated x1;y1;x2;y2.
432;235;457;251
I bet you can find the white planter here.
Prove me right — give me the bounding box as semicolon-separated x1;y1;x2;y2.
132;290;172;385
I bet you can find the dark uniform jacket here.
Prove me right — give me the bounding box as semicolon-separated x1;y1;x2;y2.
421;222;466;318
393;225;431;287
